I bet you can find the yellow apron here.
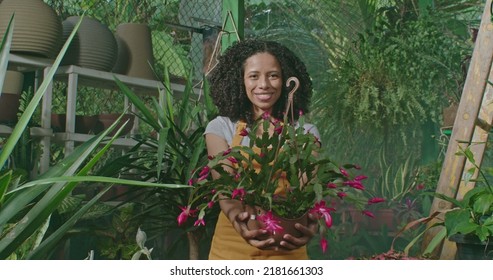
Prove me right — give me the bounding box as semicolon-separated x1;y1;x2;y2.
208;121;307;260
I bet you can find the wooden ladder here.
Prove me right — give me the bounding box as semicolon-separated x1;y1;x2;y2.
422;0;493;259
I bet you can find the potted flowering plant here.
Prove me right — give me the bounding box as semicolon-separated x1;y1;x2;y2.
177;78;384;253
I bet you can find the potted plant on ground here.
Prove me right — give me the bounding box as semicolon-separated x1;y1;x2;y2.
435;144;493;259
403;143;493;259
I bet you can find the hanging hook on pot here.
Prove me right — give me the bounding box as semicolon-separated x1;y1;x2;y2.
285;76;299;124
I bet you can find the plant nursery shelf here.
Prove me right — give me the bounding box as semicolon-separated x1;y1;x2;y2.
52;132;145;148
6;53;192;175
0;125;12;137
0;125;52;138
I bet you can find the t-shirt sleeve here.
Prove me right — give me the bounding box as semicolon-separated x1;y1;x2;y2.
204;117;235;146
304;123;321;143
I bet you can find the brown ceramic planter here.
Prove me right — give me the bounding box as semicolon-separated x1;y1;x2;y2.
0;0;62;58
50;114;99;134
61;16;117;71
349;208;397;232
246;206;308;247
115;23;155;80
0;71;24;124
94;113;135;136
0;93;20;124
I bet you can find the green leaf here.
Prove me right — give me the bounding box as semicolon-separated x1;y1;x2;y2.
423;226;447;255
444;209;477;237
472;193;493;215
0;171;12;205
26;186;112;259
0;14;14;101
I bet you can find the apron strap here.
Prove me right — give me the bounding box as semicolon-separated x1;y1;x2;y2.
232;120;247;147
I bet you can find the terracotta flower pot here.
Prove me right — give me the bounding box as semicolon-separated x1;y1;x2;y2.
349;208;397;232
246;206;308;247
0;70;24;124
93;113;135;137
50;114;98;134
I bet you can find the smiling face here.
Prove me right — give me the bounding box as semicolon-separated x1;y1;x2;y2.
243;52;283;119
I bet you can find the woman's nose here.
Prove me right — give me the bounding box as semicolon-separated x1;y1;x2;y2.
259;76;270;88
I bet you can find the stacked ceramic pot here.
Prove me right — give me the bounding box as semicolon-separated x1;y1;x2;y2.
113;23;155;80
0;71;24;124
61;16;118;72
0;0;62;58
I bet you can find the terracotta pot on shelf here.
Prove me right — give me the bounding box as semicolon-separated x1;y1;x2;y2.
50;114;98;134
0;0;62;58
0;70;24;124
93;113;135;137
349;208;397;233
442;103;458;128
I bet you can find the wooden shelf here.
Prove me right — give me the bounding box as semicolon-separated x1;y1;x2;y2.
52;65;167;96
6;54;191;175
52;132;143;148
7;53;53;72
0;125;13;137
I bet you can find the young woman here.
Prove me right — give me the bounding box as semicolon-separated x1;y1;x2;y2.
205;39;320;260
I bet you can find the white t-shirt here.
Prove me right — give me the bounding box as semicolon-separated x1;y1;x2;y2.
204;116;321;147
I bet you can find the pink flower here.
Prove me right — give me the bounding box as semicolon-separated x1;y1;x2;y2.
343;180;365;190
368;197;385;204
362;210;374;218
337;191;347;199
320;237;328;253
274;124;283;135
222;148;232;156
326;182;337;189
340;168;349;177
188;178;195;186
194;218;205;227
258;211;283;235
198;166;210;181
310;201;335;228
207;201;214;208
231;188;246;200
299;109;304;116
261;112;270;120
354;175;368;181
416;184;425;190
228;156;238;164
239;128;249;136
177;205;197;226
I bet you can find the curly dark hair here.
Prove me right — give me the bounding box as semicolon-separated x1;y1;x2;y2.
207;39;313;125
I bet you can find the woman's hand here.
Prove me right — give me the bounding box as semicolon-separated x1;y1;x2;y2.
233;211;277;249
278;213;318;250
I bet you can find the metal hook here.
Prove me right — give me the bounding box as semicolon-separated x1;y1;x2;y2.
284;77;299;124
286;77;299;103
